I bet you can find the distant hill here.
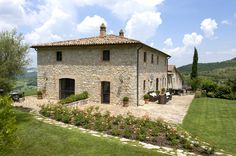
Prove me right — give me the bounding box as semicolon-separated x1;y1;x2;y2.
178;57;236;82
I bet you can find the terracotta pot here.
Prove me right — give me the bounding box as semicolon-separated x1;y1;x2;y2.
144;99;149;104
123;101;129;107
37;95;43;99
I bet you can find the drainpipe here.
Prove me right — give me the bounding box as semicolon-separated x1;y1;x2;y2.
167;56;170;90
136;44;143;106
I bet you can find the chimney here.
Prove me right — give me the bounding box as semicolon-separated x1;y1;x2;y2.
119;29;124;37
99;23;106;37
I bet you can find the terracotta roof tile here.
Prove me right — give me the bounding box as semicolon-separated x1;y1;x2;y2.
31;34;170;57
31;34;140;48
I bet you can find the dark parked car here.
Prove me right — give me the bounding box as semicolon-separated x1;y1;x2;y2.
9;90;24;102
0;88;4;95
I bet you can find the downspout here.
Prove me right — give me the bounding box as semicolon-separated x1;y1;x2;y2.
136;44;143;106
167;56;170;90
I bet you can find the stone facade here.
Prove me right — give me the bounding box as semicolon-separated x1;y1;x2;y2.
138;46;168;105
167;65;183;90
37;44;139;106
37;44;168;106
35;24;170;106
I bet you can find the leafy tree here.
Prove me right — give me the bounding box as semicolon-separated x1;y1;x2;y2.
227;78;236;92
0;30;29;93
201;78;217;93
189;77;201;91
191;47;198;79
0;96;18;153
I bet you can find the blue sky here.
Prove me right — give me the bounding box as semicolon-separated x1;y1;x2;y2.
0;0;236;67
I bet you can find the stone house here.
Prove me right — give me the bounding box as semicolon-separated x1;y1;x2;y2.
31;24;170;106
167;65;183;90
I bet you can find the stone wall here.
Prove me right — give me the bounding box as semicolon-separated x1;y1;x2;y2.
138;46;168;105
37;44;138;106
37;44;169;106
168;68;183;89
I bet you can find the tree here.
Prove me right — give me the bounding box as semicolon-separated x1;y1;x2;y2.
0;96;18;153
191;47;198;79
0;30;29;93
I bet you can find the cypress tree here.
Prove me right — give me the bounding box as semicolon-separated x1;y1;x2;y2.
191;47;198;79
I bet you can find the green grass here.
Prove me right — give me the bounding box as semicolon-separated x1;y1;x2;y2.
182;97;236;154
8;109;167;156
14;79;37;96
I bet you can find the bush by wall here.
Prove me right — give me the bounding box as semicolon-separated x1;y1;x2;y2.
59;91;88;105
0;96;18;154
40;104;215;155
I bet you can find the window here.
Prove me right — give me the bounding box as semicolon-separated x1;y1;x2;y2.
143;80;146;90
165;58;168;65
56;51;62;61
103;50;110;61
144;52;147;62
157;56;159;64
151;54;154;64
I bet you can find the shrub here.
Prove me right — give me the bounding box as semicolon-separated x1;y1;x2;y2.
143;94;149;100
40;104;216;155
195;90;202;98
0;96;18;153
37;90;42;96
215;85;232;99
155;90;160;94
59;91;88;104
123;97;129;102
190;78;201;91
201;79;217;93
206;92;215;98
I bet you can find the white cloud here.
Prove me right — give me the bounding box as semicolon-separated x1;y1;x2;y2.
25;7;72;44
0;0;26;30
183;32;203;47
71;0;164;20
125;11;162;41
221;20;230;25
164;38;173;47
163;32;203;65
200;18;218;37
109;0;164;20
76;15;107;35
0;0;165;67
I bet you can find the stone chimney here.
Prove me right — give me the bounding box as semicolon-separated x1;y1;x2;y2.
99;23;106;37
119;29;124;37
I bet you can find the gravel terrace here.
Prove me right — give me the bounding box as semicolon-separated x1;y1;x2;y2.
13;95;194;124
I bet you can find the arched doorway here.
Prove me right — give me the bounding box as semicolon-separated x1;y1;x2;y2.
59;78;75;99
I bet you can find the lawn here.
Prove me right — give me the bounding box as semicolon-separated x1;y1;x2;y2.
182;97;236;154
8;109;167;156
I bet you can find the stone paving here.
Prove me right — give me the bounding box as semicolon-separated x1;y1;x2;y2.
13;95;194;123
80;95;195;124
13;96;57;113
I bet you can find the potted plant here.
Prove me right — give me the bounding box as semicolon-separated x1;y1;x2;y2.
37;90;43;99
159;88;166;104
123;96;129;107
155;90;160;95
161;88;166;94
143;94;149;104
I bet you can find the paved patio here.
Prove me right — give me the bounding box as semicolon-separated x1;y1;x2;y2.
14;94;194;124
80;95;194;124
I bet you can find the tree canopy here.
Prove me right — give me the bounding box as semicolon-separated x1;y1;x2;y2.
0;30;29;92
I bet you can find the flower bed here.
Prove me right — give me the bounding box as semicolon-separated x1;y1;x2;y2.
39;104;215;155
